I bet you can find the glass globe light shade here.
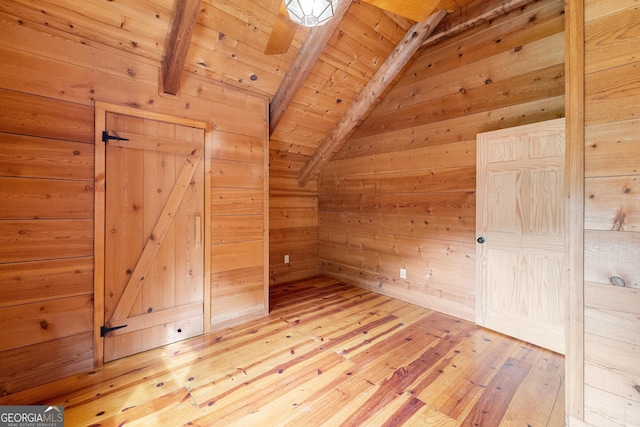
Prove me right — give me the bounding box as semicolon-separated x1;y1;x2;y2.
284;0;339;27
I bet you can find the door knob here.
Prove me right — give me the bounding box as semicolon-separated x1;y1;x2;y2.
477;236;486;244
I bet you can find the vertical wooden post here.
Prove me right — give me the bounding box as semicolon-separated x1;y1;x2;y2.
93;104;107;367
565;0;585;423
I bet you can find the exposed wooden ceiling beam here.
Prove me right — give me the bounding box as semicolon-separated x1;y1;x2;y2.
269;0;352;136
264;2;299;55
366;0;442;22
422;0;537;48
162;0;202;95
298;10;447;187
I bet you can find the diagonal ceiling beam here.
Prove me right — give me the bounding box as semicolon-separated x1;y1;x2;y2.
269;0;352;136
162;0;202;95
422;0;537;49
298;9;447;187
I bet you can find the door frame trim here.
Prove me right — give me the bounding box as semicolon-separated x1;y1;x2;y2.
93;102;212;366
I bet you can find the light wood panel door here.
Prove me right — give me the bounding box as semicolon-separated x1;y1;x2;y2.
476;118;566;354
102;112;205;362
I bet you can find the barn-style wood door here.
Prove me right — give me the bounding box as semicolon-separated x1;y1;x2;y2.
476;118;566;354
99;109;206;363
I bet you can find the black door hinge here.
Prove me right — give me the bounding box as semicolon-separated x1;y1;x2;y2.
100;324;128;337
102;131;130;143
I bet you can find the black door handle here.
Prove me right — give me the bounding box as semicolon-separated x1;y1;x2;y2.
477;236;486;244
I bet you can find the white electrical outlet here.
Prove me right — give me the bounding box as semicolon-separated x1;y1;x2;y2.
400;267;407;279
284;254;290;264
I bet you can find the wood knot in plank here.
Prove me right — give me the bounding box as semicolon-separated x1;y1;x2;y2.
610;276;626;287
395;367;409;378
612;211;626;231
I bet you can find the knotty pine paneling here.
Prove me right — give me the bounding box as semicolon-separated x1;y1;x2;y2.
584;120;640;178
211;188;264;215
211;132;264;164
0;258;93;306
269;207;319;230
266;0;417;190
320;211;475;243
192;0;306;97
319;167;476;193
0;8;267;395
0;89;96;396
585;176;639;232
211;158;264;189
353;61;564;139
211;216;264;244
584;0;637;21
269;151;320;284
211;241;264;274
0;219;93;263
0;295;93;352
328;140;476;176
585;62;640;127
351;7;565;139
210;266;265;327
336;97;564;161
319;0;565;321
0;177;94;219
0;0;169;63
584;5;640;75
381;1;565;107
584;282;640;348
0;21;266;136
0;333;93;398
0;133;94;180
268;1;414;155
0;90;94;143
585;333;640;406
582;0;640;425
319;191;475;217
210;130;268;331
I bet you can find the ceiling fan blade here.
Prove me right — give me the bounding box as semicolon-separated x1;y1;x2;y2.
264;2;298;55
362;0;441;22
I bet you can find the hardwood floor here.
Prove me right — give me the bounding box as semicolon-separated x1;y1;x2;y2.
0;276;565;426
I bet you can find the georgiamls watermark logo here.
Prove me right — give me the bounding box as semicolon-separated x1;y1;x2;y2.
0;405;64;427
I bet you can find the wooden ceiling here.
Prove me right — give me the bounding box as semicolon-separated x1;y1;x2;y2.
1;0;534;183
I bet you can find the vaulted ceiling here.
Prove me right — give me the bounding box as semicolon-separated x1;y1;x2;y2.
2;0;533;183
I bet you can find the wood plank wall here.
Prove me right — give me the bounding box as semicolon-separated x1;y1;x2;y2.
0;90;95;397
267;3;414;287
582;0;640;424
318;0;566;321
0;9;268;396
211;130;269;328
269;156;319;285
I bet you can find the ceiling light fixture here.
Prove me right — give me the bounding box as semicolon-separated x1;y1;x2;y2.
284;0;339;27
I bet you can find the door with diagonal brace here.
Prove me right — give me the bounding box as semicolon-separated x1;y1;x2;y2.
102;112;205;362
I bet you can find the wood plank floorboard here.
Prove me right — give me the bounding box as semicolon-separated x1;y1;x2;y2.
0;276;565;426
